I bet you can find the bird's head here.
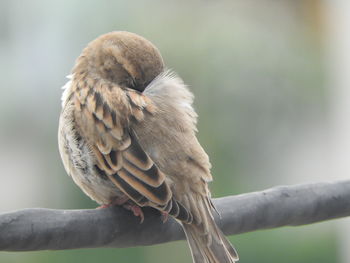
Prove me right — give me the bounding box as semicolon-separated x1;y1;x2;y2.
73;31;165;92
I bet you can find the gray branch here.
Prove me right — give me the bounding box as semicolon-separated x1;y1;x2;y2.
1;180;350;251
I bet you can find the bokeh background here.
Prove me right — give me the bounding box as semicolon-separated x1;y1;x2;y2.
0;0;349;262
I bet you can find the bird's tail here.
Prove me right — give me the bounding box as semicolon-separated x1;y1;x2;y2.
181;198;239;263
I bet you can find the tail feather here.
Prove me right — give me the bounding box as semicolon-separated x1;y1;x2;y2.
182;222;238;263
181;201;239;263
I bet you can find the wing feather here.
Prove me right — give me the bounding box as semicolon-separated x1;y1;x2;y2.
123;159;165;187
71;77;175;210
117;168;170;205
70;76;194;222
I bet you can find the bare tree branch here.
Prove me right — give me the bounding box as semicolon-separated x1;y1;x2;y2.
1;180;349;251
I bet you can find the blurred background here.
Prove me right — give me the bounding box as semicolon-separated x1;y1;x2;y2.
0;0;349;262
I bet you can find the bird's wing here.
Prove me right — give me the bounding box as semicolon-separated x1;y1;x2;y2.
71;76;192;222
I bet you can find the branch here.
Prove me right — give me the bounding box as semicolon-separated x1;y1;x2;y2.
1;180;350;251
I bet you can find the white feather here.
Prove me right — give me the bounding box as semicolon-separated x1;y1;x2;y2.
61;74;73;107
144;69;198;129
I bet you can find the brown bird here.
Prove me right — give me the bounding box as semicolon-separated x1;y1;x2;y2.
58;31;238;263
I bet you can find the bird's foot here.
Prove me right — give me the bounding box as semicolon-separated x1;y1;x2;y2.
161;211;169;223
96;195;130;209
123;203;145;223
96;196;144;223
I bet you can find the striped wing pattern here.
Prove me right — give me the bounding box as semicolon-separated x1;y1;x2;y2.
71;76;192;223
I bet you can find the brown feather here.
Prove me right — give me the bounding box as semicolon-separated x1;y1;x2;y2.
110;126;123;140
131;107;144;121
117;168;171;205
85;92;96;113
91;146;115;176
122;148;152;170
70;74;174;209
108;173;149;205
102;104;114;128
123;159;165;187
127;90;146;108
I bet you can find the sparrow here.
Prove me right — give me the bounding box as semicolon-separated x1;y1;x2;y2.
58;31;238;263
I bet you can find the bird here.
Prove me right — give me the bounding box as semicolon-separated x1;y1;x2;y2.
58;31;238;263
